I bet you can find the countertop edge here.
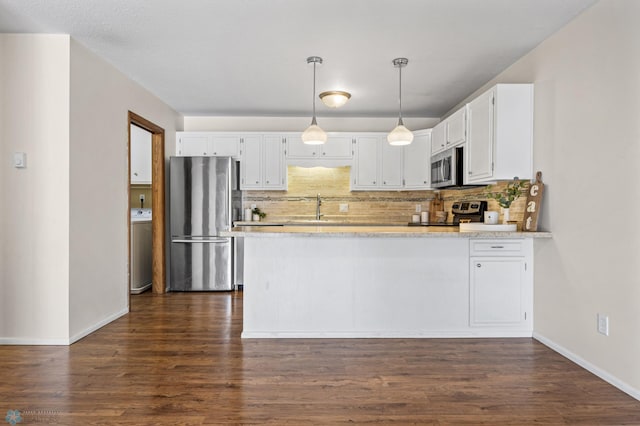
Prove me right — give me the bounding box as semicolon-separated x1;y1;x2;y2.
222;226;552;239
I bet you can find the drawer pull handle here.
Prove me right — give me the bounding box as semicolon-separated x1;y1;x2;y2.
490;246;504;249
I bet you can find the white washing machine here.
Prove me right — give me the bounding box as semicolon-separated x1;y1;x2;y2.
131;209;152;294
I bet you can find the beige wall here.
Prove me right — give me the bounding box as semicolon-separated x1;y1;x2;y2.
0;34;71;342
0;34;183;344
130;185;152;210
451;0;640;397
68;38;182;341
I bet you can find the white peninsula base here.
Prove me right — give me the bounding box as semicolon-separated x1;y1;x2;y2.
239;230;536;338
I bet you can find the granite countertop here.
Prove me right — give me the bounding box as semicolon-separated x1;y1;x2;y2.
223;225;552;239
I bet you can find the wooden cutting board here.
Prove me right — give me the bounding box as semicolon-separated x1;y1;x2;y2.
429;193;444;222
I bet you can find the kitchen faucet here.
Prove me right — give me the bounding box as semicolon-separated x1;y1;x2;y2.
316;193;323;220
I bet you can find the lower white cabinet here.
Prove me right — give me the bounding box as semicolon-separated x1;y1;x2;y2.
240;135;286;190
469;239;532;331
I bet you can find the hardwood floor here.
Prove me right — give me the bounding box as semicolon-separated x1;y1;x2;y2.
0;292;639;425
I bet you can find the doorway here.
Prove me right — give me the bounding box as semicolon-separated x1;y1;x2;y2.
128;111;166;296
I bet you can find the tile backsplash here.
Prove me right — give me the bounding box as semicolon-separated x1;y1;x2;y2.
243;166;529;225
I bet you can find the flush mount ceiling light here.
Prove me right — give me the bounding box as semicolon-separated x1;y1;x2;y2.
302;56;327;145
387;57;414;146
319;90;351;108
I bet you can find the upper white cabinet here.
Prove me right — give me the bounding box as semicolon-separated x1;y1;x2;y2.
430;121;446;155
176;132;240;158
352;135;380;189
402;130;431;189
286;133;353;160
430;106;466;155
351;132;431;191
466;84;533;184
240;135;286;190
211;135;241;157
130;124;152;184
446;106;467;147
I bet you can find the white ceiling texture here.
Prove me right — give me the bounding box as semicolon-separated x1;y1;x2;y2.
0;0;597;118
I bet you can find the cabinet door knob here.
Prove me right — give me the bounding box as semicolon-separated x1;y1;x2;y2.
266;180;270;184
383;181;387;185
476;263;482;268
322;152;326;156
134;172;138;176
213;152;217;155
373;181;376;184
255;181;259;184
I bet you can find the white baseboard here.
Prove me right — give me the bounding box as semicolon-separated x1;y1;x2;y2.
533;332;640;402
0;337;70;345
242;330;533;339
69;307;129;344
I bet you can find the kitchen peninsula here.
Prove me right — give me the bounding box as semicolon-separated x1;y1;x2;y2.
224;226;551;339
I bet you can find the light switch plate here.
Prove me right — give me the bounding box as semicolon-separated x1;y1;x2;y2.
13;152;26;168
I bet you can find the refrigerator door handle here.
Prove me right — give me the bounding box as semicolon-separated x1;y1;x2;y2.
171;238;230;244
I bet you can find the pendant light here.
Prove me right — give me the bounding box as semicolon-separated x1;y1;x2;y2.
302;56;327;145
387;57;414;146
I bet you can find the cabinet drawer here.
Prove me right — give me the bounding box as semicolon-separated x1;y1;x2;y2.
470;240;524;256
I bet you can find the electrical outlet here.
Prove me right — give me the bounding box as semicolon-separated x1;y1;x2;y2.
251;204;257;209
339;203;349;213
415;204;422;213
597;313;609;336
139;194;145;202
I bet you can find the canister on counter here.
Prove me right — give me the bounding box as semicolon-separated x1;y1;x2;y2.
244;208;253;221
421;211;429;223
411;214;421;223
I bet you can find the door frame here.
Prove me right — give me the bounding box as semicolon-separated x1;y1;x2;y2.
128;111;166;296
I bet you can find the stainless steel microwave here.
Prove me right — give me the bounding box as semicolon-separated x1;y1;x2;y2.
431;146;464;188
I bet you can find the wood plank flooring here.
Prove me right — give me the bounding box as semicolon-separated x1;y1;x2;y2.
0;291;639;425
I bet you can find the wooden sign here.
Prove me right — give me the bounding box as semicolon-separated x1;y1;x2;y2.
523;171;544;232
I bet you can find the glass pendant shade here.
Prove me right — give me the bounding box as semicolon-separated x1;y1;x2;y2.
319;91;351;108
388;57;413;145
303;56;326;145
302;123;327;145
387;122;414;146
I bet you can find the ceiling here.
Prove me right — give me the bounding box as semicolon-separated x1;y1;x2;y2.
0;0;597;118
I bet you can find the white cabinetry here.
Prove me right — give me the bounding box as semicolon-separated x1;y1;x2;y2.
430;121;446;155
176;132;240;157
446;106;467;147
466;84;533;184
352;133;431;191
469;239;532;331
130;124;152;184
286;133;353;162
402;130;431;189
240;135;286;190
352;135;380;189
430;106;465;155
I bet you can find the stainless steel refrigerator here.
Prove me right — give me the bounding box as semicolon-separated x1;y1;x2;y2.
169;156;241;291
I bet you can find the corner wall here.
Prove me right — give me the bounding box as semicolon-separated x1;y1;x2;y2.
68;39;183;341
0;34;71;343
451;0;640;398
